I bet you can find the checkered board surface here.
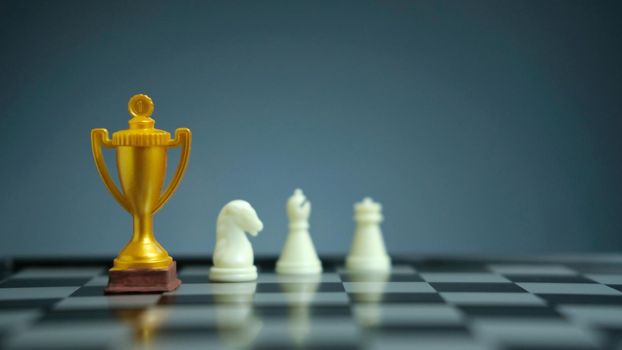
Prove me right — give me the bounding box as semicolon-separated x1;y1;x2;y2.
1;257;622;350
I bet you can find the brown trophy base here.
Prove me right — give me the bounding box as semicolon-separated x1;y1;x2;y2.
105;261;181;294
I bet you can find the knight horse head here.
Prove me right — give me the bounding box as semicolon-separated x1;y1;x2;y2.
213;200;263;272
217;200;264;238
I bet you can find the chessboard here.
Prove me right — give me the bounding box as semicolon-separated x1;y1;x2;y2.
1;256;622;350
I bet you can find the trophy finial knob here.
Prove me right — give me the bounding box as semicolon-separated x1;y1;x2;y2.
129;94;154;118
128;94;155;129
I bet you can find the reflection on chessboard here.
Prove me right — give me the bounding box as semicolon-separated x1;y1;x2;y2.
1;258;622;349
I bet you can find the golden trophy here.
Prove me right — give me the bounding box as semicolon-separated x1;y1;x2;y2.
91;94;191;293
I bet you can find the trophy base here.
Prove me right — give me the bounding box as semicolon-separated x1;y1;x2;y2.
105;261;181;294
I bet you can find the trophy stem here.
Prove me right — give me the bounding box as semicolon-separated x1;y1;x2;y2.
132;214;155;243
111;213;172;270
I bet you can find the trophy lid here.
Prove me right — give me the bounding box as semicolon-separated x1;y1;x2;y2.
111;94;171;146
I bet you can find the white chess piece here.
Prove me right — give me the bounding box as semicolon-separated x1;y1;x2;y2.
209;200;263;282
276;189;322;274
346;197;391;272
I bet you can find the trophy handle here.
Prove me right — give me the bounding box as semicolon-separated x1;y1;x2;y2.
154;128;192;214
91;128;132;213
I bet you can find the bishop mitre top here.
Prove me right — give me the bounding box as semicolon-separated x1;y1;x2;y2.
346;197;391;272
276;188;322;274
288;189;310;230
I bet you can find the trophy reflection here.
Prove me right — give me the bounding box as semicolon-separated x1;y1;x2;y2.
91;94;191;293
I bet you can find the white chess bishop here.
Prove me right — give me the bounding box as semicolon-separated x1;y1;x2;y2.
276;189;322;274
346;197;391;272
210;200;263;282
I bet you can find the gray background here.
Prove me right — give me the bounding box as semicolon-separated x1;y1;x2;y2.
0;0;620;258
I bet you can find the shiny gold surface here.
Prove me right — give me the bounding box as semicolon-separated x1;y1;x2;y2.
91;94;191;270
128;94;155;118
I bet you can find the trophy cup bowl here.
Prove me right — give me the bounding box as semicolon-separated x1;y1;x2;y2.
91;94;191;293
114;145;171;269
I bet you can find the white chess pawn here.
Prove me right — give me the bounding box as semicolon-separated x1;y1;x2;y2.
346;197;391;272
276;189;322;274
209;200;263;282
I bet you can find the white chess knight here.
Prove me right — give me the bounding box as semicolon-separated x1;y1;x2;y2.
346;197;391;272
210;200;264;282
276;189;322;274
